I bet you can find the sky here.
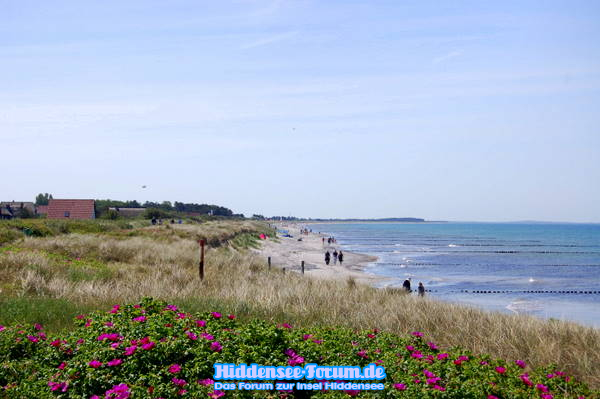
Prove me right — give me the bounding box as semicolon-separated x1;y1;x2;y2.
1;0;599;222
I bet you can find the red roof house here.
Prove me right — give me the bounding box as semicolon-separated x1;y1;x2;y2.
47;199;96;220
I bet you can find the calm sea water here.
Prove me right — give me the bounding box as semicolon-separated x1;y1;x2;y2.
310;223;600;327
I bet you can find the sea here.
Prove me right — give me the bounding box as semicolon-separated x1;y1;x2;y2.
309;222;600;327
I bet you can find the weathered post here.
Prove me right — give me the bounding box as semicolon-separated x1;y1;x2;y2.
282;267;286;274
198;239;205;280
268;256;271;269
301;260;305;274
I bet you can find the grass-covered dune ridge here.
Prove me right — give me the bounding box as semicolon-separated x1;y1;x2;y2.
0;219;599;391
0;298;595;398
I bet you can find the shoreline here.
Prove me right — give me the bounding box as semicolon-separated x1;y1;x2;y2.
255;223;389;285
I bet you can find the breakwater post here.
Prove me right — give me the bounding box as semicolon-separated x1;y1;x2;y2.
198;239;205;281
301;260;305;274
268;256;271;269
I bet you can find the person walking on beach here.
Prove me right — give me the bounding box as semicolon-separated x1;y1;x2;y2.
338;250;343;266
325;251;331;265
322;237;325;245
418;282;425;297
403;278;411;292
332;250;338;264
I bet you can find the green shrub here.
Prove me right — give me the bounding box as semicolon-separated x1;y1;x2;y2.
0;298;595;398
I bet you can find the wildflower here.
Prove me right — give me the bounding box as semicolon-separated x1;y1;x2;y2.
172;378;187;387
536;384;549;393
169;364;182;373
201;333;214;341
427;377;441;385
75;314;86;320
124;345;137;356
107;359;123;367
367;333;376;339
312;339;323;344
47;381;68;392
208;391;225;398
166;305;178;311
210;341;223;352
541;395;554;399
186;331;198;341
406;345;415;351
520;373;533;386
344;389;360;396
423;370;436;378
105;322;114;327
141;342;155;350
58;362;66;370
111;342;120;349
412;331;424;337
211;312;222;319
427;342;438;350
132;316;146;322
393;383;406;391
196;320;207;327
109;305;120;314
105;383;130;399
178;389;188;395
280;323;293;329
176;313;187;319
480;361;489;365
77;338;85;345
26;335;38;343
198;379;214;386
357;350;368;359
432;385;445;391
303;334;313;340
495;366;506;374
488;395;499;399
34;323;43;330
88;360;102;368
411;351;423;359
228;314;235;319
515;359;526;368
437;353;449;360
0;325;4;332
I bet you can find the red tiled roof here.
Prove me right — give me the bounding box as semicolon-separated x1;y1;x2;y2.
47;199;95;219
36;205;48;215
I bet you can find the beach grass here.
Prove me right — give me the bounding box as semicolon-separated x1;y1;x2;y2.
0;219;598;389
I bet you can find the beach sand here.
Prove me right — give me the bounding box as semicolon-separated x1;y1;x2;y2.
254;223;388;285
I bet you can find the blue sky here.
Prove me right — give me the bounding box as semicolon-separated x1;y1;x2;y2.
1;0;599;221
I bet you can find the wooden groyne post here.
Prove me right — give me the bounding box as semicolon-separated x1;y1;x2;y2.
268;256;271;269
198;239;205;280
301;260;305;274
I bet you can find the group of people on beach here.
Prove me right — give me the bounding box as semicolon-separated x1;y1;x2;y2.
324;250;343;266
403;278;426;297
322;237;336;245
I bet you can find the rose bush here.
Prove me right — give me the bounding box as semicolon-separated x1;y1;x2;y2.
0;298;596;398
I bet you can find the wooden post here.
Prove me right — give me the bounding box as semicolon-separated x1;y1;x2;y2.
198;239;205;280
282;267;286;274
301;260;305;274
268;256;271;269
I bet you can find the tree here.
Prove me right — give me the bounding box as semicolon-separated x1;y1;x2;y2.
35;193;53;205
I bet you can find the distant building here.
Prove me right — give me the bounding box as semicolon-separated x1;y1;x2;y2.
108;207;146;218
47;199;95;219
36;205;49;216
0;201;37;219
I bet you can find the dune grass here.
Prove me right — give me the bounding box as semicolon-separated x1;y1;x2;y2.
0;219;598;390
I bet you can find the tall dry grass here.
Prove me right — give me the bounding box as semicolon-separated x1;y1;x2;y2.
0;221;598;388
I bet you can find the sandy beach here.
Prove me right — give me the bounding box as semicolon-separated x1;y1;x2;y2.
254;223;388;285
